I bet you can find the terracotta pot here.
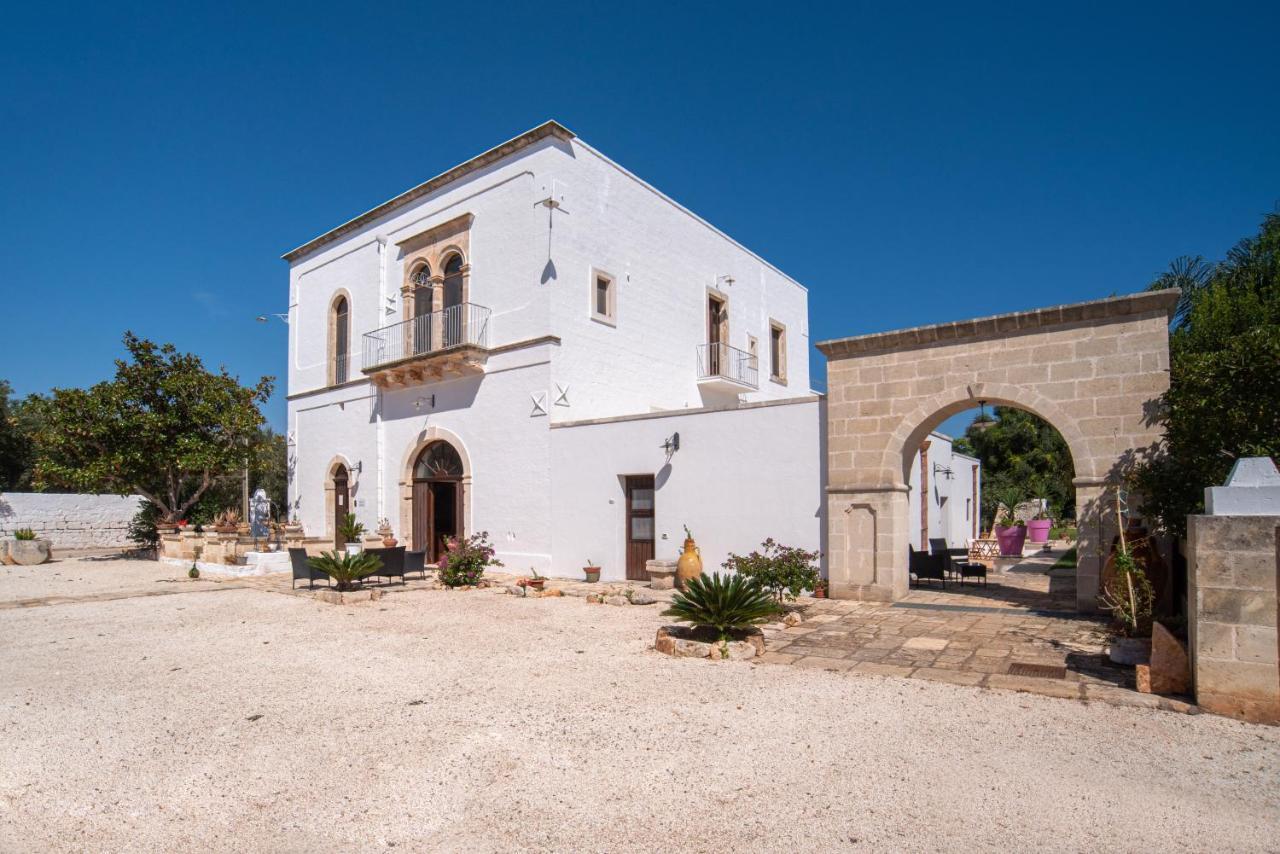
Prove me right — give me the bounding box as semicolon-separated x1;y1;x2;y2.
812;586;827;599
994;525;1027;557
583;567;600;583
526;578;546;590
382;537;397;548
676;538;703;588
1026;519;1052;543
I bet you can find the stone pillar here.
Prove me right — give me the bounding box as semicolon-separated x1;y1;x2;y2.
826;486;909;602
1188;458;1280;724
1072;479;1113;613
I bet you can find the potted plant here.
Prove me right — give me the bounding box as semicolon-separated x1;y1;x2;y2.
377;518;397;548
523;567;547;591
676;524;703;588
10;528;51;566
989;485;1028;557
437;531;503;587
212;508;241;535
1026;508;1052;544
338;513;365;555
583;560;601;583
812;578;828;599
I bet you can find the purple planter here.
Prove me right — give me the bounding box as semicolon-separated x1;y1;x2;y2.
995;525;1027;557
1026;519;1052;544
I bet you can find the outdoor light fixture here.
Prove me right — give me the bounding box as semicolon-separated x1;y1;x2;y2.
660;432;680;454
413;395;435;411
972;399;993;432
933;463;955;480
256;313;289;324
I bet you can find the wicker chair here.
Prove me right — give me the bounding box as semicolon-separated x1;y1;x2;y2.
908;545;947;587
288;548;330;590
365;546;406;585
405;549;427;579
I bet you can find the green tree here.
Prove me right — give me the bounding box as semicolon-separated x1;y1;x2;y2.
187;426;290;524
28;333;274;524
0;381;36;490
1133;212;1280;537
957;407;1075;527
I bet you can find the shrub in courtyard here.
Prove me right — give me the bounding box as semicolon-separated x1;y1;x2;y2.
721;538;820;602
127;501;161;552
661;572;781;641
338;513;365;544
308;550;382;591
13;528;37;540
437;531;503;587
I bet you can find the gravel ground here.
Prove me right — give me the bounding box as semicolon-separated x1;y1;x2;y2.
1;560;1278;852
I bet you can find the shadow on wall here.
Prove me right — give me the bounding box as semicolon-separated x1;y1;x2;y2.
377;375;483;421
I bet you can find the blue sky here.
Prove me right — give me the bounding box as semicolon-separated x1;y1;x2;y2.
2;2;1277;437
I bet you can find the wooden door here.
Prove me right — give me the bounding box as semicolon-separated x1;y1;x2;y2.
412;479;461;563
707;295;725;376
333;466;349;549
412;481;431;556
625;475;655;580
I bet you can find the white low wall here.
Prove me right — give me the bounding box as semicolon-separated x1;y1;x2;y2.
0;493;144;548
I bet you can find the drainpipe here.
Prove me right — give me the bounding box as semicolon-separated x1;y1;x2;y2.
375;235;388;525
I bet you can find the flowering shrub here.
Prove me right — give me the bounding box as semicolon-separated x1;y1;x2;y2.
721;538;821;602
438;531;503;587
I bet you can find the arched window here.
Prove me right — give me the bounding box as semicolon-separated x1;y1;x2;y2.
332;295;349;384
442;254;464;310
411;263;433;319
414;441;464;479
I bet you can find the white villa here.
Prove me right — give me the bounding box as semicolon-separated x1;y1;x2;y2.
283;121;977;580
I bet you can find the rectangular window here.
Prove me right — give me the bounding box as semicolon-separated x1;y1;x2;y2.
769;320;787;383
591;269;616;325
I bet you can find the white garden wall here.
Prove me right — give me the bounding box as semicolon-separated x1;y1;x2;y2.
0;493;143;548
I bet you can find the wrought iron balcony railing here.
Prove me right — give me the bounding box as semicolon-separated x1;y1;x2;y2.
361;302;491;374
696;342;759;390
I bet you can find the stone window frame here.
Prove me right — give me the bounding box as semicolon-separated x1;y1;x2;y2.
590;267;617;327
768;319;788;385
397;213;474;323
326;289;353;387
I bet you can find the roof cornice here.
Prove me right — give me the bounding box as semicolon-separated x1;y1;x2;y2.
282;120;575;263
816;289;1180;359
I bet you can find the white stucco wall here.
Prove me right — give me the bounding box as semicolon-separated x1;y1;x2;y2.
0;493;143;548
550;397;825;582
906;435;980;550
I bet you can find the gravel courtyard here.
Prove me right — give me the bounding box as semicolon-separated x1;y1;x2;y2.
2;558;1278;852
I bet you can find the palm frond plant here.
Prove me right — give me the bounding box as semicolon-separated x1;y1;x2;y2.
308;550;382;591
338;513;365;544
661;572;782;642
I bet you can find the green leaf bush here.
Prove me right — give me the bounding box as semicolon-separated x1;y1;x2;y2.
308;550;382;591
437;531;503;587
661;572;782;641
721;539;820;602
13;528;37;541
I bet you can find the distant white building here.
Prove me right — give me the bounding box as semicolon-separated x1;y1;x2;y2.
283;121;975;581
906;432;981;550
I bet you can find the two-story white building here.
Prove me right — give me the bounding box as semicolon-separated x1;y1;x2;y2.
284;122;826;580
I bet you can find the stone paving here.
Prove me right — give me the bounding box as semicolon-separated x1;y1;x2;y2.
755;545;1197;713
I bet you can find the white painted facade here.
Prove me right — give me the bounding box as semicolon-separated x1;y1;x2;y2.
284;123;823;580
906;433;981;550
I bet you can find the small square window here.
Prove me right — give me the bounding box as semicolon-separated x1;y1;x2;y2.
591;269;616;325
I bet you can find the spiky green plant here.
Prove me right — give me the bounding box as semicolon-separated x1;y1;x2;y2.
661;572;782;641
308;550;382;591
13;528;37;541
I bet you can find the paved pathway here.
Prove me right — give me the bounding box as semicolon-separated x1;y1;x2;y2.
755;545;1196;713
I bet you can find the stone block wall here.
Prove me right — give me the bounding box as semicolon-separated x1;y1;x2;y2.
0;493;143;549
1188;515;1279;724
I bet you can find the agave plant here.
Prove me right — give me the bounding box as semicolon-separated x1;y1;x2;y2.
661;572;782;641
308;550;382;591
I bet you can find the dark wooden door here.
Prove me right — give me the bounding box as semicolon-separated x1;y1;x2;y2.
333;466;349;549
625;475;655;580
412;479;461;563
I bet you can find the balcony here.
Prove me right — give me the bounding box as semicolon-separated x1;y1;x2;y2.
696;342;758;392
361;303;491;388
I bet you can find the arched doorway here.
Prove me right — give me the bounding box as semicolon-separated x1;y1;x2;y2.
330;463;349;549
412;440;464;562
817;289;1179;611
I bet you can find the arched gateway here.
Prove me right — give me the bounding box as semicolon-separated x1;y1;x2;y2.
399;428;472;564
816;289;1179;612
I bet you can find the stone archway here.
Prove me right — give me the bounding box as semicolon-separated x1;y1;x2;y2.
398;426;472;556
817;290;1179;612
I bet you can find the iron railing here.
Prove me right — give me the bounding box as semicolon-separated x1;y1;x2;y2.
334;353;350;385
361;302;491;373
696;342;758;389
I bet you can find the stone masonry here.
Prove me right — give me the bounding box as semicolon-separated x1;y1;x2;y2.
816;290;1178;611
0;493;144;549
1188;459;1280;724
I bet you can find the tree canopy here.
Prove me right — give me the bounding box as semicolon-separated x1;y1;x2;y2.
1132;211;1280;537
28;333;274;523
0;380;36;490
953;407;1075;527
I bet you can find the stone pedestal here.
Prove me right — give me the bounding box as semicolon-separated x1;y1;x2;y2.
645;559;677;590
1188;458;1280;724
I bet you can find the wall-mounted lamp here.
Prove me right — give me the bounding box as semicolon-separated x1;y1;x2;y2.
933;463;955;480
413;395;435;411
660;432;680;455
256;313;289;324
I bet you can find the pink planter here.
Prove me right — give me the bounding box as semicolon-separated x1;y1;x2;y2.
995;525;1027;557
1026;519;1052;544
